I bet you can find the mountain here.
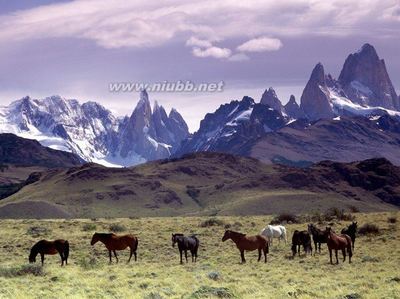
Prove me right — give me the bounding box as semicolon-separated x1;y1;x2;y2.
176;43;400;165
0;152;397;218
0;91;189;167
260;87;285;115
175;96;288;156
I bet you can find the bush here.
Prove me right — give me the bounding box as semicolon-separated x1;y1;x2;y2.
348;205;360;213
190;286;234;298
324;207;354;221
0;264;45;277
82;223;97;231
78;257;99;270
270;213;299;225
199;218;225;227
109;224;126;233
388;217;397;224
358;223;380;235
26;226;50;237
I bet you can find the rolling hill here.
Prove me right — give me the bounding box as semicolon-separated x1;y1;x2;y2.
0;152;398;218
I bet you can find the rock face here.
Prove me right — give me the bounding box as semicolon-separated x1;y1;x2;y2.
0;91;189;166
260;87;285;114
300;63;335;120
338;43;399;110
284;95;305;119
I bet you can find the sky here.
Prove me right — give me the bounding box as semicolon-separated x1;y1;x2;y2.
0;0;399;131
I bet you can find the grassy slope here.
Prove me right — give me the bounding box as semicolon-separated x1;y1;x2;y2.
0;154;397;218
0;212;399;298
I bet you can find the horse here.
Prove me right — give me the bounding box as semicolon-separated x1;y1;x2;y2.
171;233;199;264
341;221;357;250
90;233;138;263
291;230;312;257
222;230;269;263
308;224;328;254
325;227;352;264
29;239;69;266
260;225;287;246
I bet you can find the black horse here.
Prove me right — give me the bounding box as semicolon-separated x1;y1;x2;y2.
171;234;199;264
308;224;328;254
291;230;312;257
341;221;357;250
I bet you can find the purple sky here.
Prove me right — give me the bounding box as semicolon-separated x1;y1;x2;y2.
0;0;399;131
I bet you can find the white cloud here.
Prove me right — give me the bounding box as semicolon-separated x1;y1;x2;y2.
0;0;398;50
228;53;250;61
186;37;213;48
192;46;232;59
237;37;283;52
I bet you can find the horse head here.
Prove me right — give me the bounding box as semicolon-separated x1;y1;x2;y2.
350;221;358;232
222;230;232;242
28;250;36;263
90;233;99;245
171;233;183;247
307;224;313;234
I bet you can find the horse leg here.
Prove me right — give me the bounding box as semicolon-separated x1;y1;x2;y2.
263;247;267;263
184;250;188;263
318;242;321;253
128;247;133;263
240;250;246;263
58;251;64;266
329;248;333;264
352;238;355;251
179;250;183;264
258;248;261;262
348;244;352;264
335;250;339;264
342;249;346;262
113;250;119;263
191;250;194;262
109;250;112;263
41;253;45;266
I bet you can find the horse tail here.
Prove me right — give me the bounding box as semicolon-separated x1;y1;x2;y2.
64;241;69;261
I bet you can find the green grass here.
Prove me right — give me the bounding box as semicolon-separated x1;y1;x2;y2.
0;212;399;298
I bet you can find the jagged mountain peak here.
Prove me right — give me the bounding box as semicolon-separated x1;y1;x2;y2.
310;62;326;83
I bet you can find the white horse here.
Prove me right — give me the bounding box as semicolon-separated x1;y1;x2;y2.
260;225;287;246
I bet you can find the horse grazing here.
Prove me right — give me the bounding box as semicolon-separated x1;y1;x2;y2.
341;221;357;250
90;233;138;263
260;225;287;246
29;239;69;266
308;224;328;254
171;234;199;264
291;230;312;257
222;230;269;263
325;227;352;264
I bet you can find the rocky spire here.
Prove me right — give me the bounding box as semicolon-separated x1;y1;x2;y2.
338;43;399;110
260;87;284;114
300;63;334;120
284;95;305;119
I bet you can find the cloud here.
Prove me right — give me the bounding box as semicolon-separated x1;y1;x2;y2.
228;53;250;61
186;37;213;48
192;46;232;59
237;37;283;52
0;0;398;51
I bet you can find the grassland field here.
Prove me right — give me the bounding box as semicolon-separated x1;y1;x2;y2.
0;212;399;299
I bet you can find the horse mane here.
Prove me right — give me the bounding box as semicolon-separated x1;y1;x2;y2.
229;230;246;237
96;233;115;238
173;233;184;236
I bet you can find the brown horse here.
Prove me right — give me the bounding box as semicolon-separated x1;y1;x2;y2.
222;230;269;263
325;227;352;264
90;233;138;263
29;239;69;266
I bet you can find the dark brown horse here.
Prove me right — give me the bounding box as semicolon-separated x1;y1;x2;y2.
29;239;69;266
341;221;357;250
172;233;199;264
325;227;352;264
222;230;269;263
291;230;312;257
91;233;138;263
308;224;328;254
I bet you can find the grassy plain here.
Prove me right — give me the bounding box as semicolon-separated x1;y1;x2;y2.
0;212;399;299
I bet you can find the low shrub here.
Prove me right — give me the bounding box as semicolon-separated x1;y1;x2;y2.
199;218;225;227
26;226;50;237
82;223;97;231
109;224;126;233
190;286;234;298
0;264;45;277
388;216;397;224
358;223;380;235
270;213;299;224
78;257;99;270
324;207;354;221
